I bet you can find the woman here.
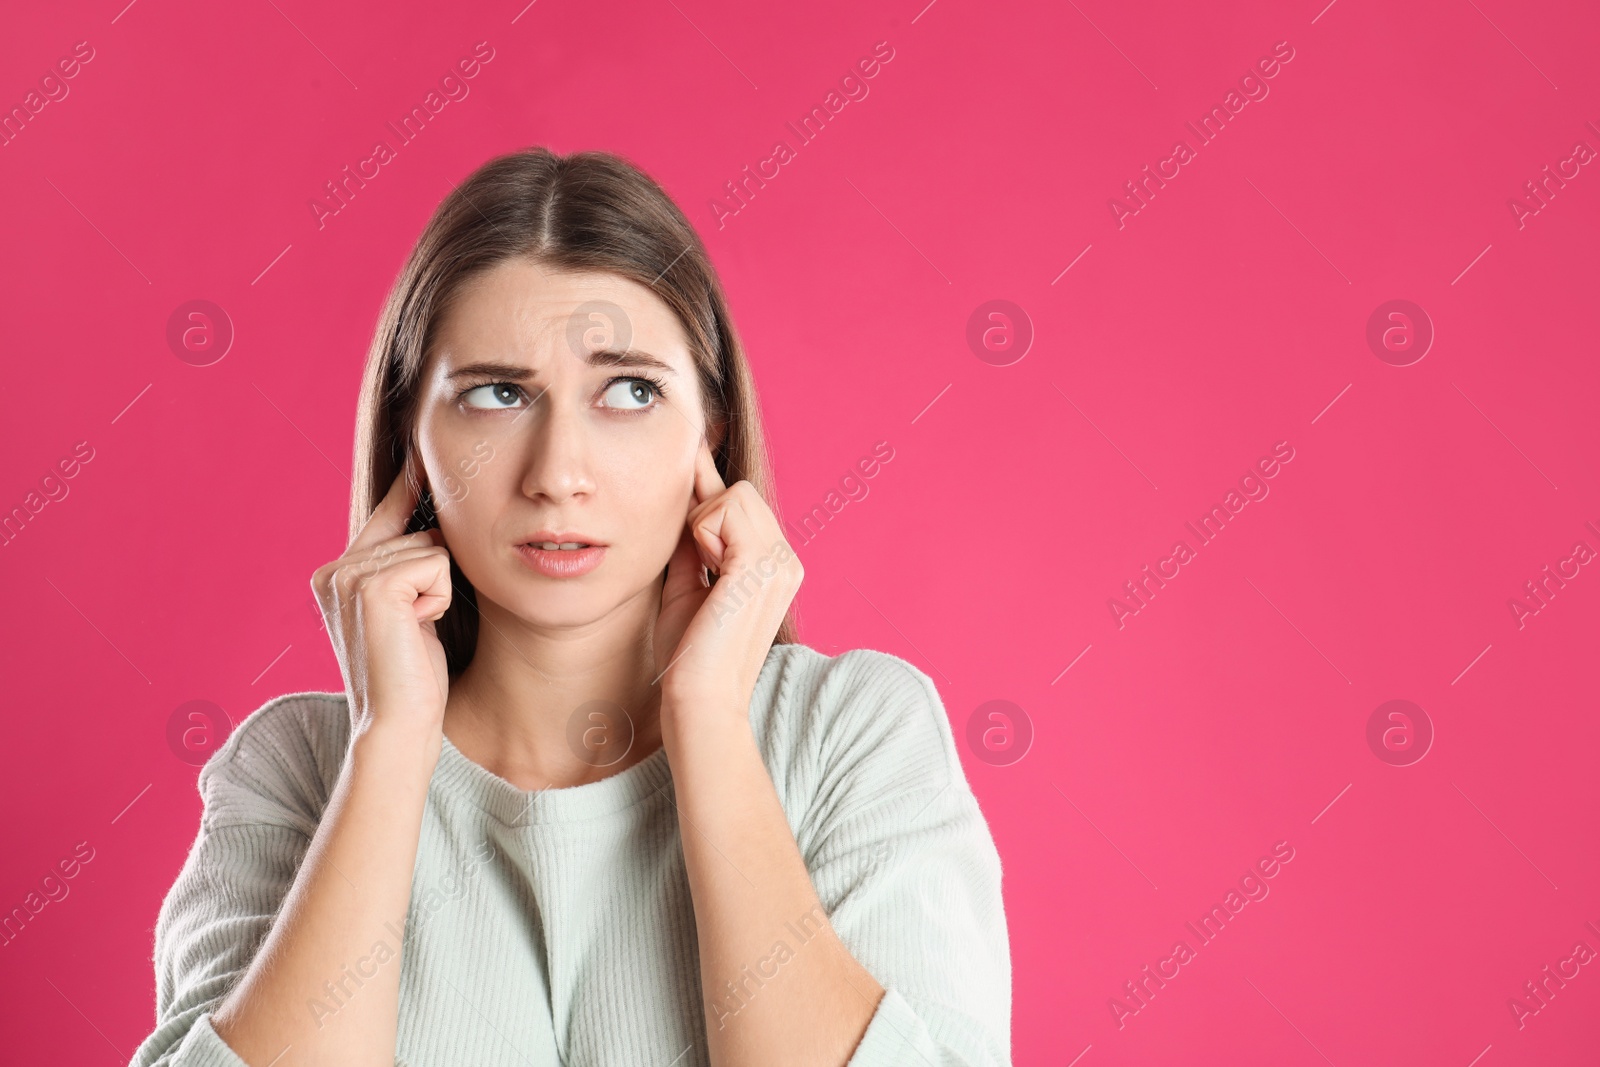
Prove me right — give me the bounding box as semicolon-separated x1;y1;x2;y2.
131;146;1011;1067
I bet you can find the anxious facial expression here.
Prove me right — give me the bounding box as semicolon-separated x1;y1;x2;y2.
413;258;712;629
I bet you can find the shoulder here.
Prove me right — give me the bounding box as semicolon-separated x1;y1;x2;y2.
763;643;949;744
196;690;351;835
753;643;963;815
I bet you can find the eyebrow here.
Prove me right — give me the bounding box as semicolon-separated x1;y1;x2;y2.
444;349;679;381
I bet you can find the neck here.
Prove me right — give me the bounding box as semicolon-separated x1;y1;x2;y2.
441;581;665;791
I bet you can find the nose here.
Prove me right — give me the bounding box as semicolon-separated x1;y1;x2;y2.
517;385;597;505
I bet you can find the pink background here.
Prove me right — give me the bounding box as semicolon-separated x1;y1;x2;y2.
2;0;1597;1063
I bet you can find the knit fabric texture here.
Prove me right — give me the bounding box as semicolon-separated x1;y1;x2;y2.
129;643;1011;1066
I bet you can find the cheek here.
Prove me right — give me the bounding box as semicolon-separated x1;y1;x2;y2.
595;434;695;557
599;444;691;520
418;426;505;534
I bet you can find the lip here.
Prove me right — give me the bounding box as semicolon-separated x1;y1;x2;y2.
515;535;607;579
520;530;607;547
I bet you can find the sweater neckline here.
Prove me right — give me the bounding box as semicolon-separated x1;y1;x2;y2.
433;731;674;827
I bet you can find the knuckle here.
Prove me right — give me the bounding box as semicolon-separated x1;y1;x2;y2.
333;566;362;600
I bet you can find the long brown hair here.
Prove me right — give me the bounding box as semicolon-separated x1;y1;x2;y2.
349;146;799;677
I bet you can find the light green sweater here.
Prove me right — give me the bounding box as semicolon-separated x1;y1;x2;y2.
130;644;1011;1066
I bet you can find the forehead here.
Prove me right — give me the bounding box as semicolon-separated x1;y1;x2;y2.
433;258;693;368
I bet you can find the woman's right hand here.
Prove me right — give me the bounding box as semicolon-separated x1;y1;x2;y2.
311;459;455;737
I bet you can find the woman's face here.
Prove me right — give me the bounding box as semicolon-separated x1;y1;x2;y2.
414;257;714;629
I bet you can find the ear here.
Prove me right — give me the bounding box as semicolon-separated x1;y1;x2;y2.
705;420;728;457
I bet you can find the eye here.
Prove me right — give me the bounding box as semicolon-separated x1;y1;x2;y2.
599;376;665;411
460;383;525;411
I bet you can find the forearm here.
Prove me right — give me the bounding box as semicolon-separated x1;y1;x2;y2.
664;704;884;1067
210;720;440;1067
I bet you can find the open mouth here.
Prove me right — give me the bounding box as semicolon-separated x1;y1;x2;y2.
515;540;607;578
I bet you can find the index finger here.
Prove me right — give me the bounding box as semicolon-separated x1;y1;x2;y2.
691;433;726;507
349;456;423;553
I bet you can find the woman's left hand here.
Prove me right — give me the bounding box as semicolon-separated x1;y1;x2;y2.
652;435;802;727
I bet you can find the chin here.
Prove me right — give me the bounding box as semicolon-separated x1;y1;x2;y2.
490;561;647;624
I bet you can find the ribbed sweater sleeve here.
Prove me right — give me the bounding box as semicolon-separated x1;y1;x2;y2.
129;696;338;1067
127;652;1012;1067
793;651;1012;1067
